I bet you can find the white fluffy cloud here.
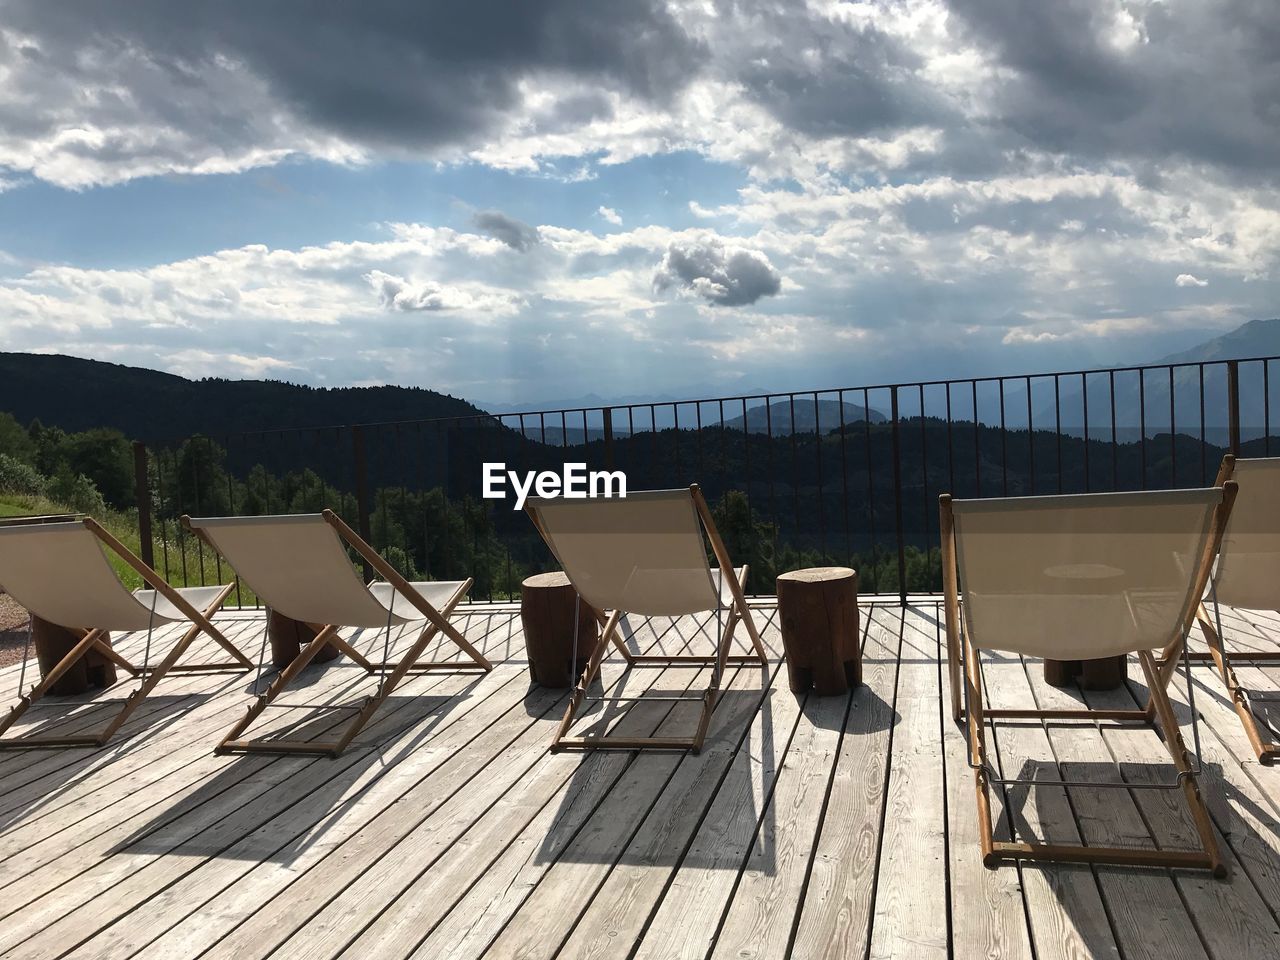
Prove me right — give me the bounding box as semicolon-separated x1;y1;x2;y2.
1;1;1279;398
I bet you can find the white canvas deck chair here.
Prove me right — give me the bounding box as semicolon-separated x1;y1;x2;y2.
1192;455;1280;764
183;509;489;757
0;517;247;749
941;484;1237;876
526;485;768;753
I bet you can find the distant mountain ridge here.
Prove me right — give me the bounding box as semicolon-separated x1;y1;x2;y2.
0;353;485;444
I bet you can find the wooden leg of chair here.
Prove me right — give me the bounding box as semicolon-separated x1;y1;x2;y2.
692;605;741;753
1199;611;1277;764
1138;651;1228;879
552;610;619;751
963;633;999;867
218;625;340;753
0;627;110;740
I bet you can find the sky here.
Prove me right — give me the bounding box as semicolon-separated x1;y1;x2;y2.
0;0;1277;409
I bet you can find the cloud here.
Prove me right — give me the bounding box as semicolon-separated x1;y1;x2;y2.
653;236;782;307
366;270;522;314
472;211;541;252
1175;273;1209;288
597;206;622;225
0;0;702;187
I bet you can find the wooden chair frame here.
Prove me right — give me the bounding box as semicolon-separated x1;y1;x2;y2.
0;518;249;750
940;485;1237;877
1185;454;1280;764
185;510;491;758
529;484;768;754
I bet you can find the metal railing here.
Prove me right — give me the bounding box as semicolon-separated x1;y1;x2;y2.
130;356;1278;605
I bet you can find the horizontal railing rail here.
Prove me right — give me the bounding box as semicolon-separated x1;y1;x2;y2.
131;356;1277;606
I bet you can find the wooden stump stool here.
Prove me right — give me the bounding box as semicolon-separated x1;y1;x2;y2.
32;616;118;696
268;610;341;669
521;572;597;688
1044;655;1127;690
776;567;861;696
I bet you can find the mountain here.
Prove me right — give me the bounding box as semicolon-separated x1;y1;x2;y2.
722;398;887;434
0;353;486;444
1034;318;1280;441
1156;317;1280;366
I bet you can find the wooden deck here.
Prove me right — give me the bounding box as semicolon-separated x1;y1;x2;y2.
1;599;1279;959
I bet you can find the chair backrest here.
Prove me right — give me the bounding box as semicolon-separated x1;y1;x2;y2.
950;488;1222;659
1214;457;1280;610
0;521;165;631
187;514;397;628
528;489;720;617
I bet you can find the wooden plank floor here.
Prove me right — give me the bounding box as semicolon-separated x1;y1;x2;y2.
1;599;1279;959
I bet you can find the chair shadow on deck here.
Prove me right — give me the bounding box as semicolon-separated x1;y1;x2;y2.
0;690;221;832
109;676;479;864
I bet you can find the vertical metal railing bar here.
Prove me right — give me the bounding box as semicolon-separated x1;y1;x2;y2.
208;436;224;582
628;406;637;491
765;399;778;562
972;380;981;497
1054;374;1063;494
789;394;801;558
1109;370;1119;491
1227;360;1241;457
1254;360;1269;454
437;421;451;581
945;383;955;498
742;397;753;526
695;402;705;483
173;441;191;588
998;378;1008;495
673;404;682;482
718;399;727;509
1169;366;1177;487
919;384;929;567
838;390;851;568
1082;372;1091;493
815;391;827;563
863;387;878;594
1199;365;1207;484
1025;376;1034;496
890;386;907;605
1139;368;1148;490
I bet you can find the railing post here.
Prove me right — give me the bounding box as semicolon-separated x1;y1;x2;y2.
131;441;154;568
603;407;616;471
1227;360;1241;456
351;426;374;582
891;387;907;607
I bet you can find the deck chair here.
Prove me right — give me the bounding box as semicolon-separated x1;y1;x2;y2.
182;509;489;757
526;484;768;753
1192;454;1280;764
0;517;247;749
941;485;1236;876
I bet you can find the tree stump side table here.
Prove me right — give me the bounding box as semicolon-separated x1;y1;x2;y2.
268;610;341;669
1044;655;1127;690
32;616;117;696
776;567;861;696
521;571;597;688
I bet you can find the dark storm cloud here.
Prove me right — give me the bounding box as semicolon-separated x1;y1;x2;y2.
946;0;1280;179
653;238;782;307
731;8;946;139
1;0;703;153
473;211;541;252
